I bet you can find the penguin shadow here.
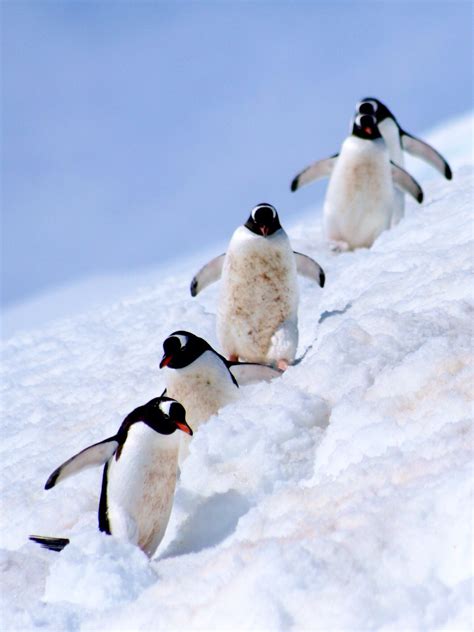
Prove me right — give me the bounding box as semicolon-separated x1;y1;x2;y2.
317;301;352;325
293;302;352;366
159;490;251;559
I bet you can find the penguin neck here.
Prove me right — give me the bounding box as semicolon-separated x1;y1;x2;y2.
125;421;181;450
232;225;287;250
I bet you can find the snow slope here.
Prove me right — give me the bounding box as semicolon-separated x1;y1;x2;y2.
1;113;473;631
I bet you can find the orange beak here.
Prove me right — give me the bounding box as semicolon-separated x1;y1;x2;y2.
176;421;193;436
260;226;269;237
160;354;172;369
364;127;372;135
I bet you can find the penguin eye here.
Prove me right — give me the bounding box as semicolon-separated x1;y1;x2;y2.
170;334;188;349
356;114;376;129
170;401;186;421
361;100;378;112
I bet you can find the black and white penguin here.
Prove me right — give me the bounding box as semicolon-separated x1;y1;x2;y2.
159;330;280;460
30;396;192;557
189;204;325;371
291;115;423;250
356;97;452;224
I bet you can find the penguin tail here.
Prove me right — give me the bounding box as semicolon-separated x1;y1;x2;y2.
29;535;70;552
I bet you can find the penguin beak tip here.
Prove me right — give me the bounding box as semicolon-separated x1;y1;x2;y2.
176;422;193;436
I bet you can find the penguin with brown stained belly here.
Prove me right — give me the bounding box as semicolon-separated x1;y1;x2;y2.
159;330;280;461
30;396;192;558
189;204;325;371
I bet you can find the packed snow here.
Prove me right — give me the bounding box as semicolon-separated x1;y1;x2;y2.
1;112;473;631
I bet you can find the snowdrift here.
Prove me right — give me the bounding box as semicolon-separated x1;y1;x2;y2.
1;112;473;631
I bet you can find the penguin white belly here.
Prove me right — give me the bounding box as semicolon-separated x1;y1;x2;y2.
106;424;180;557
324;137;394;249
379;118;405;226
217;227;299;365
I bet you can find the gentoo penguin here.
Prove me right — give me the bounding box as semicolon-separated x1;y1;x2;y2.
159;330;280;460
291;114;423;250
30;396;192;557
356;97;452;224
189;204;325;371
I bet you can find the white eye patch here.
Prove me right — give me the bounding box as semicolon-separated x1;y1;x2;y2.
357;100;378;117
158;400;174;417
251;204;276;221
173;334;188;348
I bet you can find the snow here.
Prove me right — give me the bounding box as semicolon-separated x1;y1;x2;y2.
1;112;473;631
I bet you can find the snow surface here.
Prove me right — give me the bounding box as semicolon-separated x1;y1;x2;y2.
1;113;473;631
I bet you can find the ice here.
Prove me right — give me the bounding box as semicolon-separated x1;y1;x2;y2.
0;112;472;630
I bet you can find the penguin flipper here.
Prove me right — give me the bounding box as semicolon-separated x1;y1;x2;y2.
294;252;325;287
45;438;119;490
291;155;338;192
190;254;226;297
390;162;424;204
29;535;70;552
401;131;452;180
228;362;282;385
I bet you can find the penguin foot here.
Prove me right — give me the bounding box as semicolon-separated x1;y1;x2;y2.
277;359;290;371
228;354;239;362
329;240;350;253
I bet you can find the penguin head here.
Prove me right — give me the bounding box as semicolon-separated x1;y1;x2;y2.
352;114;382;140
244;203;282;238
143;396;193;436
160;331;212;369
357;97;395;124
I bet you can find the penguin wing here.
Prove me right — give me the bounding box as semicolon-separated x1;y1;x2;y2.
190;254;226;296
294;252;325;288
390;162;424;203
45;437;119;490
29;535;70;552
290;155;338;192
401;131;452;180
228;362;282;385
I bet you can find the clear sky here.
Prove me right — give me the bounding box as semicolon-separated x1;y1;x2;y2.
2;1;472;307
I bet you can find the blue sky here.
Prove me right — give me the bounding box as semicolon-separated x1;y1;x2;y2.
2;1;472;307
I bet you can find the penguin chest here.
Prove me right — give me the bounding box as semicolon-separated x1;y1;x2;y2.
165;352;238;429
218;231;298;358
106;424;179;556
325;139;394;248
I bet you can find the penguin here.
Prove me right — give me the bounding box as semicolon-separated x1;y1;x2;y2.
291;114;424;250
29;396;193;558
356;97;452;224
159;330;280;461
189;204;325;371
